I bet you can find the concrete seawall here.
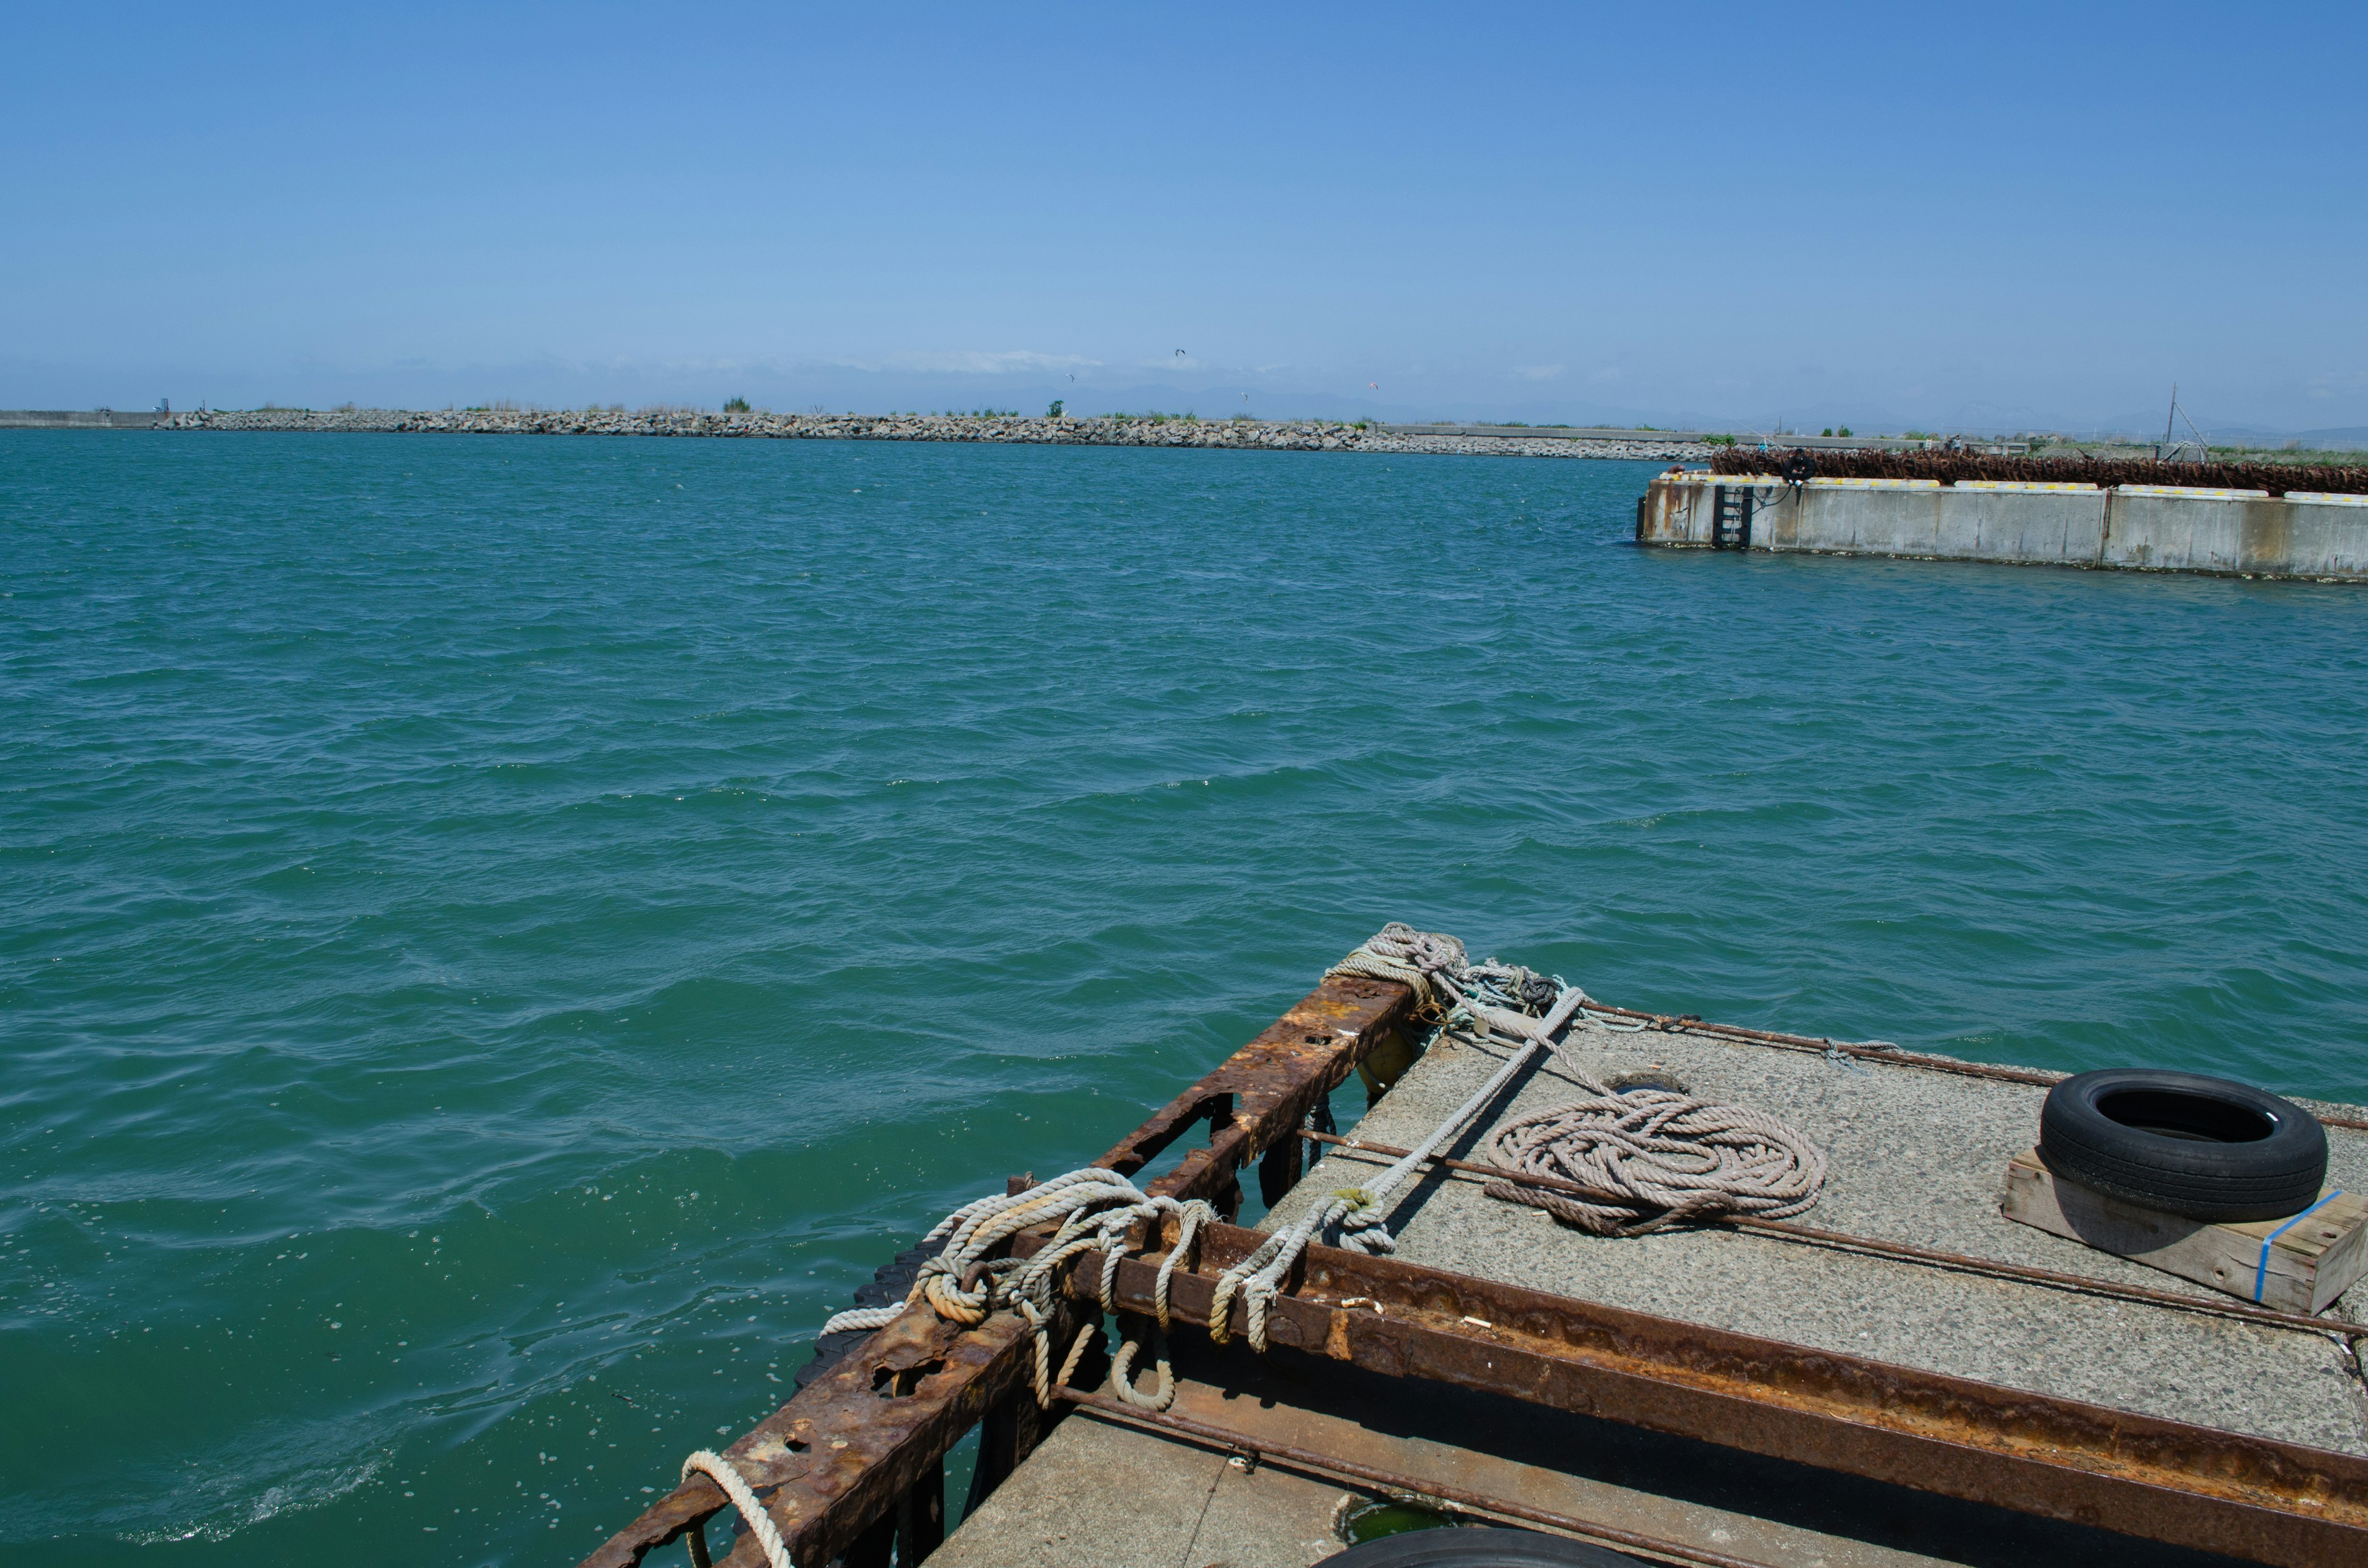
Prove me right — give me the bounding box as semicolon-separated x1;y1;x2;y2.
0;409;166;429
1381;422;1971;452
1637;472;2368;581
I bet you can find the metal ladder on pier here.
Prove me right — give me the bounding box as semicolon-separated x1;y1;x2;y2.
1709;485;1754;550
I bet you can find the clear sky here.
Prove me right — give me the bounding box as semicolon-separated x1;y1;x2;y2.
4;3;2361;435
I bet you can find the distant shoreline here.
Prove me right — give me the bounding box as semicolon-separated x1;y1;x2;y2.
139;406;1715;461
7;408;2361;465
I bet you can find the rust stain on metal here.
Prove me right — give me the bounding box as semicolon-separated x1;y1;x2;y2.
1092;972;1416;1207
580;1307;1034;1568
1080;1226;2368;1567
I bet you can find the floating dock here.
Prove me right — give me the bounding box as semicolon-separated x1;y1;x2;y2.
582;964;2368;1568
1638;472;2368;580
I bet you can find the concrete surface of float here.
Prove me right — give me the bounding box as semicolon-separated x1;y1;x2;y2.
1268;1020;2368;1458
930;1402;1348;1568
1637;472;2368;579
932;1340;2166;1568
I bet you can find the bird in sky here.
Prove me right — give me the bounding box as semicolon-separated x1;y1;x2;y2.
1175;349;1187;357
1368;382;1380;390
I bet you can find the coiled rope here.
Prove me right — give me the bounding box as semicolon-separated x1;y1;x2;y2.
1484;1093;1826;1234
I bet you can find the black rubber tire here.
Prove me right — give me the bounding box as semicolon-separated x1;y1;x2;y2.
1328;1527;1643;1567
794;1240;934;1390
2039;1069;2327;1223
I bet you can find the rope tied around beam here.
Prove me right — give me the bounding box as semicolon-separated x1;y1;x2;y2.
815;1166;1216;1413
679;1450;792;1568
688;1180;1216;1568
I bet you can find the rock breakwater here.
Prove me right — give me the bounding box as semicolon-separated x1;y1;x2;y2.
157;406;1712;462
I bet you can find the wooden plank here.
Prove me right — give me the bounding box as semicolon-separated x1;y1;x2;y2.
2002;1149;2368;1313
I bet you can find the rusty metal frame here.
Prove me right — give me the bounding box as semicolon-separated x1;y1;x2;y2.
1076;1225;2368;1568
1091;970;1420;1211
583;972;2368;1568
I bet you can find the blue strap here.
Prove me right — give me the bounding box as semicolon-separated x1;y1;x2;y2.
2255;1192;2343;1303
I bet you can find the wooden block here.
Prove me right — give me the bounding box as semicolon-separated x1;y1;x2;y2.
2002;1148;2368;1314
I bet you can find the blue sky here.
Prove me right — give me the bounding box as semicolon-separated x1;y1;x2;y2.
4;4;2361;434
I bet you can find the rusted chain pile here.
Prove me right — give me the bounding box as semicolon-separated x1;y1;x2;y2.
1706;447;2368;496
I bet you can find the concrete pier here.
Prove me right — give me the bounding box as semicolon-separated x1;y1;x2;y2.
1638;472;2368;580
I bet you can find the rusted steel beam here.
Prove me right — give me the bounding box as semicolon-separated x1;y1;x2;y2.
1095;971;1416;1205
578;1304;1034;1568
577;974;1412;1568
1074;1225;2368;1568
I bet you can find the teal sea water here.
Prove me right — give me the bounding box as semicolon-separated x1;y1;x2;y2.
8;431;2368;1564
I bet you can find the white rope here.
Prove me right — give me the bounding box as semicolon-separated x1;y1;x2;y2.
680;1450;791;1568
809;1166;1215;1412
1325;922;1469;1009
1108;1316;1175;1410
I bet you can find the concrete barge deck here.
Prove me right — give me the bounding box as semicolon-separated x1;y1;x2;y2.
927;1020;2368;1566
